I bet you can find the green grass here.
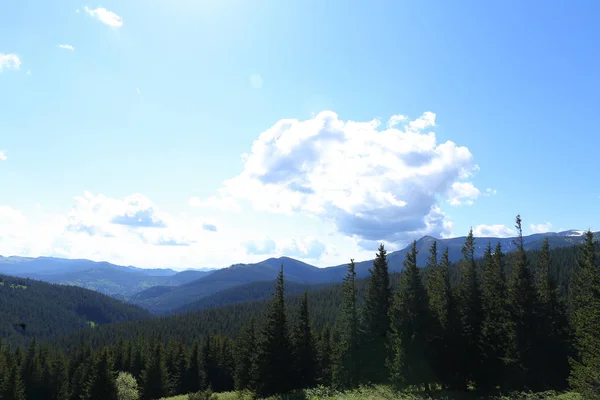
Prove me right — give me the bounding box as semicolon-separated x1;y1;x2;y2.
159;386;583;400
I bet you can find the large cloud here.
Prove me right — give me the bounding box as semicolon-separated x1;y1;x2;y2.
205;111;481;247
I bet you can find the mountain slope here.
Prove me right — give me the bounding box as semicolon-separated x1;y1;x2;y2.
130;230;598;313
0;274;152;346
0;256;212;296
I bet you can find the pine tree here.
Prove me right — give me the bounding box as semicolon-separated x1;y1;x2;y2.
200;334;217;390
360;244;392;384
1;363;26;400
388;240;433;390
535;238;571;389
456;228;483;388
22;337;44;400
333;259;360;388
569;230;600;398
426;244;459;389
186;342;202;394
292;291;317;389
479;242;512;391
257;265;293;396
507;215;541;390
89;349;118;400
140;342;171;400
316;325;333;387
234;319;258;391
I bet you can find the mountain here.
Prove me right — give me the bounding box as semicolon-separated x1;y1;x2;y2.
0;273;152;346
0;256;213;296
129;230;599;313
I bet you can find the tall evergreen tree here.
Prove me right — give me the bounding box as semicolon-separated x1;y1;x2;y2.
456;228;483;388
22;337;44;400
140;342;171;400
507;215;541;390
388;240;433;390
360;244;392;384
426;244;459;388
185;342;202;394
257;265;293;396
480;242;511;391
316;324;333;387
234;318;258;391
333;259;360;388
89;349;118;400
535;238;571;389
569;230;600;398
1;363;26;400
292;291;317;389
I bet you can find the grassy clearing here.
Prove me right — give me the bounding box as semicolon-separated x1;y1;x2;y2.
159;386;583;400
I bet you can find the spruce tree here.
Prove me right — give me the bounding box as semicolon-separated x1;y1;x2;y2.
186;342;202;394
333;259;360;388
234;318;258;391
1;363;26;400
316;325;333;387
89;349;118;400
569;230;600;398
292;291;317;389
426;244;459;388
257;265;293;396
140;343;171;400
535;238;571;389
507;215;541;390
456;228;483;388
388;240;433;390
480;242;511;391
360;244;392;384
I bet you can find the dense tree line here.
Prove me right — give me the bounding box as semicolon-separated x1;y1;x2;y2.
2;215;599;399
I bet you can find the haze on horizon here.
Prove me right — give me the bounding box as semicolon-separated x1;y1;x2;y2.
1;1;599;270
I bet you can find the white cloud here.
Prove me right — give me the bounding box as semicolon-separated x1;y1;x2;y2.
83;5;123;28
530;222;552;234
0;151;6;161
136;88;141;95
279;237;327;259
250;74;263;89
189;193;241;213
199;111;480;247
58;44;75;51
244;237;277;255
387;114;408;128
447;181;480;206
0;53;21;71
473;224;515;238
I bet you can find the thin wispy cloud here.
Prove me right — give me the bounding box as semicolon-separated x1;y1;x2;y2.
0;151;7;161
83;5;123;28
58;44;75;51
0;53;21;71
136;88;141;95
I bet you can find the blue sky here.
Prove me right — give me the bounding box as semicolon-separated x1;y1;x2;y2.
1;0;599;269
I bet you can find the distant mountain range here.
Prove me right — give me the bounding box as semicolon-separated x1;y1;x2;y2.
1;229;597;314
0;256;213;296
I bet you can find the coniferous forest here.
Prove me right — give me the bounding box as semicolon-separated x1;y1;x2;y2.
1;216;599;400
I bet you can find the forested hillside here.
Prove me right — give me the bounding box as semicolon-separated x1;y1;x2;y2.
2;221;599;400
0;274;152;346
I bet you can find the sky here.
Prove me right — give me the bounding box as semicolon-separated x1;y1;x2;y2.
1;0;599;270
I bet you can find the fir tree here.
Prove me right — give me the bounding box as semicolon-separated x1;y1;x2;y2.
292;291;317;389
89;349;118;400
426;244;459;389
186;342;202;394
388;240;433;390
234;318;258;391
569;230;600;398
536;238;571;389
257;265;293;396
316;324;333;387
456;228;483;388
507;215;541;390
140;342;171;400
333;259;360;388
1;363;26;400
480;242;511;391
360;244;392;384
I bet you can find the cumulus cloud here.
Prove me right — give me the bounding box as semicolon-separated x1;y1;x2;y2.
83;5;123;28
58;44;75;51
0;151;6;161
244;238;277;255
189;193;241;213
473;224;515;238
530;222;552;234
280;237;327;259
200;111;480;246
0;54;21;71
